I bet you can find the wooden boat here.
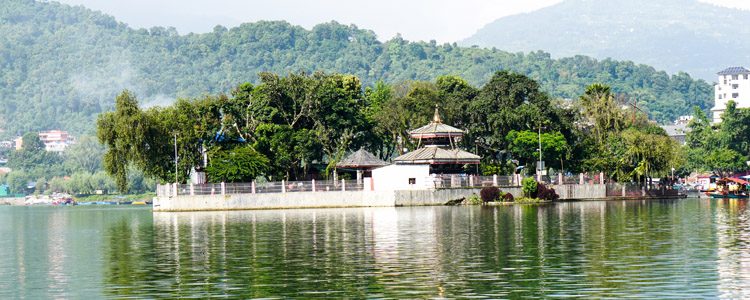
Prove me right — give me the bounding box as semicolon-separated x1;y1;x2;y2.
707;177;750;199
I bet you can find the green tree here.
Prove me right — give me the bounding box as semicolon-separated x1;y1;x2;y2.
506;130;570;171
206;146;269;183
64;135;105;173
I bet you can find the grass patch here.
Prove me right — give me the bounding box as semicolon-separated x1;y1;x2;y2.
514;197;551;204
74;193;155;202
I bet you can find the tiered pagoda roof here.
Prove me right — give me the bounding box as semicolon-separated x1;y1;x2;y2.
394;147;480;165
395;107;480;165
409;108;464;139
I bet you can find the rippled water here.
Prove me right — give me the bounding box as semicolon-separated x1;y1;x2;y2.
1;198;750;298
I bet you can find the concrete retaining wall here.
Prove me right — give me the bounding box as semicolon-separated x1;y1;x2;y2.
551;184;606;200
154;190;396;212
154;184;607;211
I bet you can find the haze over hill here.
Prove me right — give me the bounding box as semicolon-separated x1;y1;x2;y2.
463;0;750;81
0;0;712;136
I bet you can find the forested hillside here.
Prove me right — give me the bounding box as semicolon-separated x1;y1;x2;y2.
463;0;750;81
0;0;712;136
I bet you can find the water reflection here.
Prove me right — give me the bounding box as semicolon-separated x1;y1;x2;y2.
109;201;723;298
714;199;750;298
4;199;750;298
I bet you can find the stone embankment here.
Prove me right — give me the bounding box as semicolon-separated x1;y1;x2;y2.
153;184;610;212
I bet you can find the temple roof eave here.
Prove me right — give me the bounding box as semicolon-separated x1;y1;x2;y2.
336;149;389;169
394;147;481;165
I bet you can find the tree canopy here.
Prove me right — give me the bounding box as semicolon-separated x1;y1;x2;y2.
97;71;686;191
0;0;714;138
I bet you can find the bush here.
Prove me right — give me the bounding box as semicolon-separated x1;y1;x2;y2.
480;186;501;202
536;184;559;201
465;194;483;205
522;177;538;197
502;192;514;202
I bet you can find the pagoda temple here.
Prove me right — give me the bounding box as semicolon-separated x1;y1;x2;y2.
394;107;480;173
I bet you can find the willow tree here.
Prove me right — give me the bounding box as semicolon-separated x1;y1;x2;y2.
97;90;173;192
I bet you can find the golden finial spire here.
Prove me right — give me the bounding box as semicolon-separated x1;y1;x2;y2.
433;105;442;123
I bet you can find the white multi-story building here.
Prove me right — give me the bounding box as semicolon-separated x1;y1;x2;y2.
712;66;750;123
38;130;75;152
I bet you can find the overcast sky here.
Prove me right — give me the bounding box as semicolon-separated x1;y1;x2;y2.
55;0;750;43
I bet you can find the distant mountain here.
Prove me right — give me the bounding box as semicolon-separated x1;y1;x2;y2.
0;0;713;135
463;0;750;81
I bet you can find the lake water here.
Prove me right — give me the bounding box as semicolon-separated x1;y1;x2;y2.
1;198;749;298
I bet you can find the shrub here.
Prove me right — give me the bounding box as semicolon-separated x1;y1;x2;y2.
536;184;559;201
522;177;538;197
480;186;501;202
502;192;514;202
466;194;482;205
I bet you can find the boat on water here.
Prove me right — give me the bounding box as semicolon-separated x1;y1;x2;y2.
707;177;750;199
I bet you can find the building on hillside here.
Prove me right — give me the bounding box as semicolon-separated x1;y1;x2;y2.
674;115;693;125
711;66;750;123
38;130;75;152
661;123;690;145
13;136;23;150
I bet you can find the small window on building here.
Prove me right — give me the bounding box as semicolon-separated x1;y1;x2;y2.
733;75;739;80
732;93;739;98
745;74;749;80
719;95;723;99
733;84;739;89
408;178;416;185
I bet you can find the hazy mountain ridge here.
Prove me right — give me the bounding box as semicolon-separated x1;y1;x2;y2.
463;0;750;81
0;0;713;135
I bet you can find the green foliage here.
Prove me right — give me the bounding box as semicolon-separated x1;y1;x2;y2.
97;90;169;192
64;135;105;173
465;194;483;205
463;0;750;81
514;197;549;204
684;101;750;176
6;171;29;194
7;133;65;185
506;130;569;171
44;170;150;195
575;83;683;182
206;146;269;183
0;1;713;138
522;177;538;198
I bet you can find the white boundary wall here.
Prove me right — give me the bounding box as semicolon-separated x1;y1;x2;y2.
153;184;608;212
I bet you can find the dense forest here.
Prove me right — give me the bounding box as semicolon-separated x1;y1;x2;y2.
464;0;750;81
0;0;713;137
99;71;683;192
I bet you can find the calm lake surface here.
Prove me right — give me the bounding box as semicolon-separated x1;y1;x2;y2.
1;198;749;298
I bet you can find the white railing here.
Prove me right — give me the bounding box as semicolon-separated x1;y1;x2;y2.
157;172;635;197
157;179;366;197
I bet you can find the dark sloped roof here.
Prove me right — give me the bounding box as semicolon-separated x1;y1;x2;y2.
409;107;464;138
660;124;690;136
718;67;750;76
394;147;480;165
336;149;389;168
410;122;465;137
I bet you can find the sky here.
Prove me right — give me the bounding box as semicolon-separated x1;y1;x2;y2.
55;0;750;43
